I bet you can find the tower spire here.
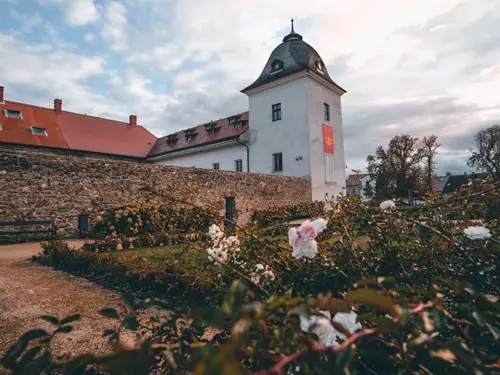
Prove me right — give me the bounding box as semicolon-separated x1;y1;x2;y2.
291;17;295;33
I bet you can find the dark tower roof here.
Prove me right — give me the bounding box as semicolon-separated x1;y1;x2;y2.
242;20;345;93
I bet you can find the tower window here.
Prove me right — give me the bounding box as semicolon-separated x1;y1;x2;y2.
213;163;220;170
272;103;281;122
324;103;330;121
272;152;283;172
235;159;243;172
316;61;325;74
270;59;284;74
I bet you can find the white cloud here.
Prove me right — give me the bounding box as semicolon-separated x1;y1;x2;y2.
84;32;95;42
0;33;107;113
101;1;127;51
38;0;99;26
67;0;98;25
5;0;500;173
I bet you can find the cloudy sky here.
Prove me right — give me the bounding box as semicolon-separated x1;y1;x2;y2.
0;0;499;174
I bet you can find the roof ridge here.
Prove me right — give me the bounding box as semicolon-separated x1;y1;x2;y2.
158;111;248;139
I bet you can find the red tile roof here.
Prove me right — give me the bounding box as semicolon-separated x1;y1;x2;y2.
0;92;249;159
0;99;156;158
0;101;69;149
148;112;249;157
58;111;156;158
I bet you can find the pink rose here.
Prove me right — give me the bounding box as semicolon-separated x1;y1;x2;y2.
298;223;317;241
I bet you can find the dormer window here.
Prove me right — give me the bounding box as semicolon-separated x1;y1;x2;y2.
184;128;198;141
166;133;179;145
228;115;241;125
30;126;47;136
204;122;221;135
4;109;22;119
270;59;284;74
316;61;325;74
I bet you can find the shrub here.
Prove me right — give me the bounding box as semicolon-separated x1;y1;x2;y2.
93;202;217;238
251;201;326;227
13;179;500;374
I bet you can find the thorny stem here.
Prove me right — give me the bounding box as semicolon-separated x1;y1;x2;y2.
252;302;434;375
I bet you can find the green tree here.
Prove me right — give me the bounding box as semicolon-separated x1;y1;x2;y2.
468;124;500;181
362;179;375;200
367;135;425;198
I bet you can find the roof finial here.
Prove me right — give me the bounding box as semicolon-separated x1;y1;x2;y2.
291;17;295;33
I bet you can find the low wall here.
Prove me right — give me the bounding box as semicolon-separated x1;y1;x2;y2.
0;146;311;237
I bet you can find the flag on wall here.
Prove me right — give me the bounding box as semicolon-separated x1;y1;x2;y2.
323;124;334;154
322;124;335;183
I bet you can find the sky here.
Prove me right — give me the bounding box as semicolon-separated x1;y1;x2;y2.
0;0;499;175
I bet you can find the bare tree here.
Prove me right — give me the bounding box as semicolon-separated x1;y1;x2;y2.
468;125;500;181
420;135;440;193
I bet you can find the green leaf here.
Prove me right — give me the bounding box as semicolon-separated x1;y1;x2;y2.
193;307;226;329
55;325;73;334
346;289;398;315
99;308;120;319
19;346;43;367
40;315;59;326
103;329;117;337
335;347;352;372
20;329;49;343
124;316;139;331
60;314;81;325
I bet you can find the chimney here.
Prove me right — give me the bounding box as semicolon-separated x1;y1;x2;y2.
129;115;137;126
0;86;4;103
54;98;62;113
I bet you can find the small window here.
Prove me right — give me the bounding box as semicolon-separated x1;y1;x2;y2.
5;109;22;119
324;103;330;121
270;59;283;74
0;124;3;131
30;126;48;136
272;103;281;122
316;61;325;74
235;159;243;172
213;163;220;170
272;152;283;172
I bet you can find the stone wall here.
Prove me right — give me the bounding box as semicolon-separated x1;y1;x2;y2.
0;146;311;237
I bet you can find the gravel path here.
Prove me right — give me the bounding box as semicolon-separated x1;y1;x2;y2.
0;241;136;359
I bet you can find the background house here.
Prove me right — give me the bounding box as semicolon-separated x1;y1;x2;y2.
346;173;374;202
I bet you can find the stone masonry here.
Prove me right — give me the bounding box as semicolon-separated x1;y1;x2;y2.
0;146;311;237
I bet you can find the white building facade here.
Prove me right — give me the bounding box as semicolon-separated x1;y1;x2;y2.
148;24;347;201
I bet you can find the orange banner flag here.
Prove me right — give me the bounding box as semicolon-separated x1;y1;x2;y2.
323;124;334;154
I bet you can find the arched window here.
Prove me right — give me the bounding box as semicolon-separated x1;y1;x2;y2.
316;60;325;74
270;59;284;74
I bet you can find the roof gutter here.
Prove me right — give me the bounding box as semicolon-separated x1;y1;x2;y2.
236;136;250;172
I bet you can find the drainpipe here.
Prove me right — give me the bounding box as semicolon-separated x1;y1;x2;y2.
236;136;250;172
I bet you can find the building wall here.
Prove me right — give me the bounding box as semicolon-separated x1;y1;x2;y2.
0;147;311;237
247;77;311;178
308;78;346;201
154;144;247;172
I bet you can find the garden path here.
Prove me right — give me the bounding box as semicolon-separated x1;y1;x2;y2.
0;241;137;358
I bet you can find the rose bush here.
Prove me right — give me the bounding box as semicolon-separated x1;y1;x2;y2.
5;178;499;374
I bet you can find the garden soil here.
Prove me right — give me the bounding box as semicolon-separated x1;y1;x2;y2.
0;241;140;359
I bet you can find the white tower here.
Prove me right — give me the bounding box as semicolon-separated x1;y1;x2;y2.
241;21;347;201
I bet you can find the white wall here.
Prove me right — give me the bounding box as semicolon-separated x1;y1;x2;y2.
154;144;247;172
247;78;311;177
308;78;346;201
